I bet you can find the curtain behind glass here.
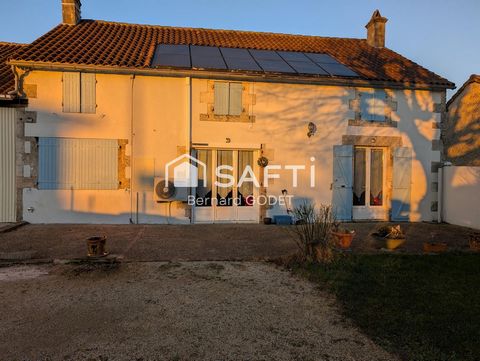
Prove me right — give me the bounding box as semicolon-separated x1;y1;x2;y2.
217;150;233;206
238;151;254;206
370;149;383;206
353;148;366;206
196;150;212;206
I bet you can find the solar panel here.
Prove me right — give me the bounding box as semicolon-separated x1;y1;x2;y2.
318;63;358;77
220;48;261;71
277;51;310;62
249;49;295;73
150;45;357;78
249;49;282;60
305;53;339;64
190;45;227;70
287;61;329;75
276;51;328;75
151;44;191;68
304;53;358;77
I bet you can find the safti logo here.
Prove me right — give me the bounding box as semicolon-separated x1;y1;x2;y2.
165;153;316;189
165;154;206;188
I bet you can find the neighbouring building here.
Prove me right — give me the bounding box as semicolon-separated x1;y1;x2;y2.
444;74;480;166
1;1;455;224
440;75;480;229
0;41;28;222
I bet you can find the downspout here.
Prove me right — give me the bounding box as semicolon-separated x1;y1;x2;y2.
186;76;193;223
129;74;136;224
437;161;452;223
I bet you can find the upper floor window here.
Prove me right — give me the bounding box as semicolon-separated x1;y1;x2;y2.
360;89;386;122
214;82;243;116
62;72;96;113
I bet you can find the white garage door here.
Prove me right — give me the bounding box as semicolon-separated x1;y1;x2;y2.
0;108;16;222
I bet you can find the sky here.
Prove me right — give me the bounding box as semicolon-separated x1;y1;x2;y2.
1;0;478;98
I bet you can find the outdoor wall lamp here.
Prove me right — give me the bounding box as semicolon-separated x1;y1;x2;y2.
307;122;317;137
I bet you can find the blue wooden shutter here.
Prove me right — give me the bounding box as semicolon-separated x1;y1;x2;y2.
81;73;96;113
39;138;118;190
229;83;243;115
63;72;80;113
214;82;229;115
392;147;412;221
360;90;373;121
332;145;353;221
373;89;386;121
360;89;386;121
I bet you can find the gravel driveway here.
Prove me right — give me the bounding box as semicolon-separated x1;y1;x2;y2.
0;262;396;361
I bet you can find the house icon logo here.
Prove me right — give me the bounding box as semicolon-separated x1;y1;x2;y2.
165;154;207;188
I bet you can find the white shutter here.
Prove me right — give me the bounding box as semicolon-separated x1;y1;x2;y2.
332;145;353;221
39;138;118;190
0;108;16;222
229;83;243;115
63;72;80;113
214;82;229;115
81;73;96;113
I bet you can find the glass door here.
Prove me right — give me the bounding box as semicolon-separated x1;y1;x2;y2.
193;149;259;223
215;150;236;222
236;150;257;222
353;147;387;220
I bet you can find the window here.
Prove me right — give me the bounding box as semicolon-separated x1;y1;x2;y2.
214;82;243;116
63;72;96;113
360;89;386;121
38;138;118;190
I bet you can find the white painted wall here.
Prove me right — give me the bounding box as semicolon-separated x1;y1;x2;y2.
23;71;189;224
443;166;480;229
22;70;442;223
192;80;441;221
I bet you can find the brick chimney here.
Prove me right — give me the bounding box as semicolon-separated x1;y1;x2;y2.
365;10;388;48
62;0;81;25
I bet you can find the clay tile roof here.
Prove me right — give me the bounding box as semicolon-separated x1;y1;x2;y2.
10;19;454;88
0;42;27;95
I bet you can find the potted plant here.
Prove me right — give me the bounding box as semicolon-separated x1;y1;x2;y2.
331;222;355;249
469;233;480;252
373;225;406;250
86;236;108;258
289;202;336;263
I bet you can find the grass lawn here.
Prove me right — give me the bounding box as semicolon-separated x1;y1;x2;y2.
293;253;480;361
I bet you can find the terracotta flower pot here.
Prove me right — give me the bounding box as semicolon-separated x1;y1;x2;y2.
469;239;480;252
423;242;448;253
87;236;108;258
331;231;355;249
384;238;406;250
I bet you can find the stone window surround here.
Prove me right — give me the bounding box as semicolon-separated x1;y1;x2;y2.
348;88;398;127
200;80;256;123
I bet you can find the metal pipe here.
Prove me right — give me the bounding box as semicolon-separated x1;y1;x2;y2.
129;74;136;224
186;76;193;224
438;161;452;223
